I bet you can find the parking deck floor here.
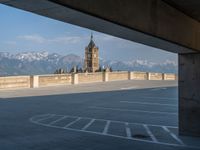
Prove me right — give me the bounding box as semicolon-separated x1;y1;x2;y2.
0;80;200;150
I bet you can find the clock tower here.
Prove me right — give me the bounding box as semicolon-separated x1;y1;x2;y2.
84;33;99;72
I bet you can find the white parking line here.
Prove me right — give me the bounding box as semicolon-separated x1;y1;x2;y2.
103;120;111;135
30;114;200;149
90;106;178;115
48;116;68;125
141;96;177;100
120;101;177;107
82;119;95;131
150;88;167;91
30;113;178;129
162;126;185;146
37;114;55;122
31;114;50;121
121;86;138;90
64;117;81;128
143;124;158;142
125;122;132;139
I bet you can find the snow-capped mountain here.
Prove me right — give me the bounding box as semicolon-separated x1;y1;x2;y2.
0;51;177;76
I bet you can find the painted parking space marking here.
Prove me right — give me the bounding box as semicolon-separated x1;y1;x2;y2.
162;126;185;146
150;88;167;91
120;86;138;90
103;120;111;135
64;117;81;128
141;96;177;100
36;114;55;122
143;124;158;142
89;106;178;115
82;119;95;131
125;122;132;139
49;116;68;125
30;114;200;149
120;101;177;107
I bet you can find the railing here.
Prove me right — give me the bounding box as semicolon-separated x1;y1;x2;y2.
0;71;177;90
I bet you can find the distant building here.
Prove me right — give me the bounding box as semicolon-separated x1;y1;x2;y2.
84;33;99;72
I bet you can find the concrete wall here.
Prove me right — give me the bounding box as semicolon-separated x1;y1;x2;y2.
78;72;103;83
149;73;163;80
38;74;71;87
179;53;200;136
131;72;148;80
0;71;177;90
108;71;129;81
164;73;177;80
0;76;30;89
2;0;199;53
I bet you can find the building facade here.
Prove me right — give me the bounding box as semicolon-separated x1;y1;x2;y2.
84;34;99;72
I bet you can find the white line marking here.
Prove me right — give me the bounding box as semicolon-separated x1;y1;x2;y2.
48;116;68;125
30;114;200;149
141;96;177;100
125;122;132;139
150;88;167;91
103;120;111;135
82;119;95;131
90;106;178;115
30;114;178;129
37;114;55;122
120;101;177;107
121;86;138;90
31;120;199;149
162;126;185;146
143;124;158;142
64;117;81;128
31;114;50;121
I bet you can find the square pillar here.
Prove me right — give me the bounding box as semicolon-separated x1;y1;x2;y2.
128;71;133;80
162;73;165;80
30;75;39;88
103;72;109;82
147;72;151;80
179;53;200;136
72;73;79;84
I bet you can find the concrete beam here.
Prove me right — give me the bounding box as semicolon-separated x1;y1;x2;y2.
179;53;200;136
0;0;200;53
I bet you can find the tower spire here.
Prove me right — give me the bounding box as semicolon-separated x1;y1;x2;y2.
91;32;93;41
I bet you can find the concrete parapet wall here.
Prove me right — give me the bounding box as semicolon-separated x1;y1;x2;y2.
0;71;177;90
78;72;103;83
132;72;148;80
108;71;129;81
0;76;30;89
38;74;71;87
163;73;177;80
148;73;163;80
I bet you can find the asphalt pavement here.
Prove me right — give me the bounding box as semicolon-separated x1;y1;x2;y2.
0;80;200;150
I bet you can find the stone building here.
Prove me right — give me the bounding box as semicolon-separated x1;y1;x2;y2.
84;33;99;72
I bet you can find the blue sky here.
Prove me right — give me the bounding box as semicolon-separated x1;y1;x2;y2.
0;4;177;63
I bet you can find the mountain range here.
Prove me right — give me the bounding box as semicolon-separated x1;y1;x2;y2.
0;51;177;76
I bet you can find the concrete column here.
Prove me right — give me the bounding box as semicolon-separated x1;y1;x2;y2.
147;72;151;80
103;72;109;82
72;73;79;84
162;73;165;80
30;75;39;88
175;74;178;80
128;71;133;80
179;53;200;136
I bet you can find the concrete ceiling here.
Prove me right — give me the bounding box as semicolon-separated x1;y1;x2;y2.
0;0;200;53
163;0;200;22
